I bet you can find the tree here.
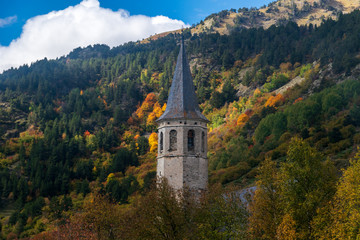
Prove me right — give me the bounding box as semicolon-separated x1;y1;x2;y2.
196;184;249;240
249;158;282;239
221;79;237;103
279;137;337;239
126;179;197;240
210;91;224;109
111;148;138;173
317;148;360;239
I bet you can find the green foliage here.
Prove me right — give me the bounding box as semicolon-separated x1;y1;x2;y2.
280;138;337;239
105;175;139;203
121;181;248;240
255;112;287;144
1;8;360;239
299;64;312;77
142;171;156;191
263;73;289;92
111;148;138;173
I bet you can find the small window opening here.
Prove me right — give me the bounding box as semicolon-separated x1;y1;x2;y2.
160;132;163;152
188;130;195;151
201;132;205;153
169;130;177;151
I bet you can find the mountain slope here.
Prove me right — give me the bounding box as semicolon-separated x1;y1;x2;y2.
144;0;360;41
198;0;360;33
0;7;360;239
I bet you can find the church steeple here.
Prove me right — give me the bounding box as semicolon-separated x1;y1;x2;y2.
156;35;209;193
157;36;208;122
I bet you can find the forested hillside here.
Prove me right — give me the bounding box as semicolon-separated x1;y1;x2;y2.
0;6;359;239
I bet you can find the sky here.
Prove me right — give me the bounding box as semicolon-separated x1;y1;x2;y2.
0;0;273;72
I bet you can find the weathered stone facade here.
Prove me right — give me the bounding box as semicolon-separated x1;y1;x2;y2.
156;37;209;192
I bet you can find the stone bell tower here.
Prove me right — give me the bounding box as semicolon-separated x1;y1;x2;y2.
156;36;209;192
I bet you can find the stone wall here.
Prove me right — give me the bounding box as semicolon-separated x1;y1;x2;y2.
157;119;208;191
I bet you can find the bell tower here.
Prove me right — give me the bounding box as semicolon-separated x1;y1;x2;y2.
156;36;209;192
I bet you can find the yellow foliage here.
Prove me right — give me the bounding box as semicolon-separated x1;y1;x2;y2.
276;214;297;240
249;158;282;240
85;134;97;150
146;102;164;126
149;132;158;152
106;173;115;183
146;112;156;125
153;102;163;118
123;131;134;143
253;88;262;97
162;103;167;112
327;148;360;239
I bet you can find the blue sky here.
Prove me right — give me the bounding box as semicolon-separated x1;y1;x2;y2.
0;0;273;72
0;0;273;46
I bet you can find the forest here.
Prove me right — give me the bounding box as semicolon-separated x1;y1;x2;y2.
0;7;359;240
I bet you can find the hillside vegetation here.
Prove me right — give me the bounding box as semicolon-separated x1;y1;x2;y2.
0;5;359;239
146;0;360;41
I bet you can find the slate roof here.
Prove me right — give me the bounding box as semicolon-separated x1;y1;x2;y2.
157;37;209;122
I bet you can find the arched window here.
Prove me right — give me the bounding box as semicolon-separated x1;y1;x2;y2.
188;130;195;151
169;130;177;151
201;131;205;153
160;132;163;152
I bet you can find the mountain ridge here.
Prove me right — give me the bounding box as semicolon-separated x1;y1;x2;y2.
143;0;360;42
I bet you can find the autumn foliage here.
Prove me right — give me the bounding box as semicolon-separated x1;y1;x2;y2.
148;132;158;152
264;93;285;108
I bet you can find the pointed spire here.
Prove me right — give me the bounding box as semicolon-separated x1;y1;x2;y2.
157;36;208;122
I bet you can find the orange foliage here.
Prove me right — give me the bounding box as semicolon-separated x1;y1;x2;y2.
84;130;91;137
265;93;285;108
80;90;84;96
135;93;158;120
237;113;250;126
294;97;303;104
151;72;159;79
142;93;157;111
54;106;62;114
20;125;44;139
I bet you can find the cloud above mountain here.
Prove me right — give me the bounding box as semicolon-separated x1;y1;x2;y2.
0;0;187;72
0;16;17;28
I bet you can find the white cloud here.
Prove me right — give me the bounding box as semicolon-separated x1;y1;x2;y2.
0;16;17;28
0;0;188;72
